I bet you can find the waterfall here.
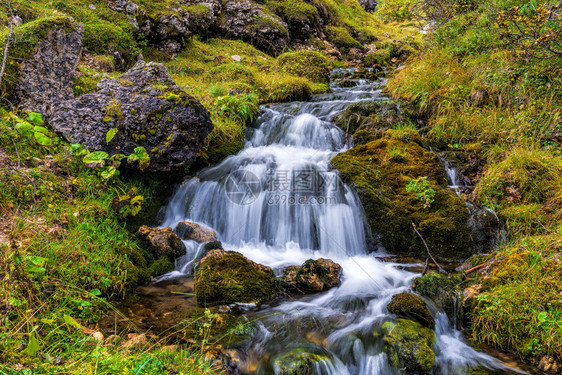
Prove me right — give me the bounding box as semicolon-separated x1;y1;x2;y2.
160;69;525;374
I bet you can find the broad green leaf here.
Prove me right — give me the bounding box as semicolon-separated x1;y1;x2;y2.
83;151;109;163
90;289;101;296
28;112;44;126
25;330;40;357
106;128;118;144
15;121;33;136
63;314;81;329
34;131;52;146
70;143;88;156
83;151;109;168
538;312;548;323
127;146;151;171
8;297;24;307
33;126;49;134
100;166;118;180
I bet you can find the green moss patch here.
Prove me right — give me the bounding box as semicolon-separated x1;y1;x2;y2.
276;50;331;83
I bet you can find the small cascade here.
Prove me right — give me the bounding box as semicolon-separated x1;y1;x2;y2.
159;69;524;374
436;154;473;197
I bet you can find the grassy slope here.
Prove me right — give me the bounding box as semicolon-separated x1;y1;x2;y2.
382;0;562;365
0;113;220;373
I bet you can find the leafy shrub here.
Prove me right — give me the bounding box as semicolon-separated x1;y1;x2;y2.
497;4;562;59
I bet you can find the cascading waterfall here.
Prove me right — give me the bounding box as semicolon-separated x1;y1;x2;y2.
161;69;525;374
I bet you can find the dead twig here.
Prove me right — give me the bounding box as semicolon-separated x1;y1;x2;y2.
0;1;14;90
422;258;430;276
465;263;485;274
412;222;448;274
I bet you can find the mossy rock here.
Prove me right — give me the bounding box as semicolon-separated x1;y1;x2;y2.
82;22;136;57
382;318;435;375
194;249;278;306
365;39;418;66
412;272;467;318
276;51;331;83
272;347;334;375
387;292;435;329
150;258;174;276
262;75;312;103
331;130;472;260
334;99;420;146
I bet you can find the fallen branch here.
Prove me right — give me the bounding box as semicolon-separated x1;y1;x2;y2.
412;222;448;274
421;258;429;276
465;263;485;274
0;22;14;89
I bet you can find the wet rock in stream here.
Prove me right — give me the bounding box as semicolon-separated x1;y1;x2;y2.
194;249;279;306
282;258;342;293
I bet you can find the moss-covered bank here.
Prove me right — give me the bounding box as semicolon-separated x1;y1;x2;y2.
332;129;473;260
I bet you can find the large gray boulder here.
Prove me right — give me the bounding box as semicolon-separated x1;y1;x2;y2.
214;0;289;54
15;22;84;117
49;61;213;172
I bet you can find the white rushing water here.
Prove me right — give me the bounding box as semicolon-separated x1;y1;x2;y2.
161;70;525;374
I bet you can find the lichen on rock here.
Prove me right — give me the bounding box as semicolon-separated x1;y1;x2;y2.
282;258;342;293
48;60;213;172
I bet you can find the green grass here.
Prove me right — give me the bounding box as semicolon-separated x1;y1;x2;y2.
471;233;562;361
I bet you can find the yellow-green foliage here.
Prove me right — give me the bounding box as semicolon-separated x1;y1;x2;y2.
162;38;322;165
476;148;562;209
376;0;417;21
325;26;363;50
475;148;562;235
0;112;218;374
387;0;562;365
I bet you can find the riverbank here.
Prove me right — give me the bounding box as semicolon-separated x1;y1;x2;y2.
384;0;562;370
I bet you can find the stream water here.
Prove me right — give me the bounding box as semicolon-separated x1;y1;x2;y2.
159;70;527;374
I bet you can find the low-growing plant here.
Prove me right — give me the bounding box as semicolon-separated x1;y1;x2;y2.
214;94;260;125
406;176;436;208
